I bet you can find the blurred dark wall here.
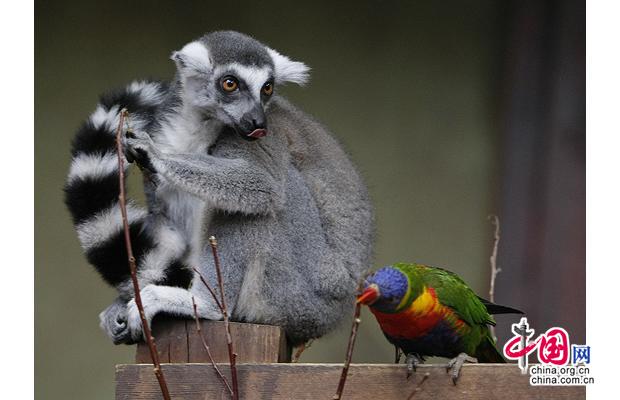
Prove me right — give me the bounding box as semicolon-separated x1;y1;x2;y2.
495;0;586;347
35;1;584;399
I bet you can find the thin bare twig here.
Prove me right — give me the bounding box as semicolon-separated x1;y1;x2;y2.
208;236;239;400
332;292;363;400
192;267;223;311
191;296;233;396
115;109;171;400
488;214;502;342
406;372;430;400
292;339;314;363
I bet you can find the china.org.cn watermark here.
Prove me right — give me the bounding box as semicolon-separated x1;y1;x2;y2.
503;317;593;386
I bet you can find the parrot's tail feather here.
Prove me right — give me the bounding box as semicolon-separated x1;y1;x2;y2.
475;336;506;363
477;297;524;315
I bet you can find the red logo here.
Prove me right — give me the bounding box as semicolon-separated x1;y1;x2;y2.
503;317;570;373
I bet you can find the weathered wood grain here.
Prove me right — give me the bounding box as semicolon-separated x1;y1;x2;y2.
116;363;586;400
135;318;290;364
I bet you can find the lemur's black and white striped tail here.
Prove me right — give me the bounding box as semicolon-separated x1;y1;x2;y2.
64;81;192;293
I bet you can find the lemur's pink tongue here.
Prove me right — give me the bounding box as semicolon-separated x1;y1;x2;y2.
247;129;267;138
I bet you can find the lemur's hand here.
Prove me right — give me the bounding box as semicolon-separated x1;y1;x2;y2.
99;299;133;344
124;129;157;173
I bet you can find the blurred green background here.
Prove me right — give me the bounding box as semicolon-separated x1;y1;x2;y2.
35;1;584;399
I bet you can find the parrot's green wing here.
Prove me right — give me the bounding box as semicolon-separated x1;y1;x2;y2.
403;263;495;328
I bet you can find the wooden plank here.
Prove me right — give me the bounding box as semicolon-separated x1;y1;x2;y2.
136;318;290;364
168;320;190;362
135;317;190;363
277;332;291;363
116;363;585;400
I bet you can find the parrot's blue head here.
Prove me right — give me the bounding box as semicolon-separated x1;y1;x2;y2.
357;266;409;313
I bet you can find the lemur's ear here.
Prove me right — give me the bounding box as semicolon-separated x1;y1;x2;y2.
267;48;310;86
171;41;212;78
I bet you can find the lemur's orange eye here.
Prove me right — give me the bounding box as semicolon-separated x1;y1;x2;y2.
221;77;238;92
262;82;273;96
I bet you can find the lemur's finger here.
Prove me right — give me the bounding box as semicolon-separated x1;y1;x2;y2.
128;147;157;173
124;148;136;164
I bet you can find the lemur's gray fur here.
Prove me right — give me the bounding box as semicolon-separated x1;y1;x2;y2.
65;31;374;345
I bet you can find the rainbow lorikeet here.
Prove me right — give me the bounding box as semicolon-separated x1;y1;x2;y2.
357;263;523;383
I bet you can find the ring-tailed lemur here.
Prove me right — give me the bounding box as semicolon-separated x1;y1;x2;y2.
64;31;374;345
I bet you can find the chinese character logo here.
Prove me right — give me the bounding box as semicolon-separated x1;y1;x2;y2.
503;317;570;373
572;345;591;365
537;327;570;365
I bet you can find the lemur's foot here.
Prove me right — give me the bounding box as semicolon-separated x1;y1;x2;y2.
446;353;477;385
405;353;424;380
125;284;224;343
125;284;166;342
292;339;314;363
99;300;133;344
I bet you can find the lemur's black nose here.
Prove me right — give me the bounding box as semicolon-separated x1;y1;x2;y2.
252;118;266;130
241;107;268;138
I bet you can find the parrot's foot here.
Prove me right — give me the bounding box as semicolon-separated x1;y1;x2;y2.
446;353;477;385
405;353;424;380
395;346;403;364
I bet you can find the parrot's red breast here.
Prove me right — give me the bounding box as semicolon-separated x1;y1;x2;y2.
369;286;467;339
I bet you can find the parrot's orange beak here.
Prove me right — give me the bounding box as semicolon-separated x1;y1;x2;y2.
357;284;380;305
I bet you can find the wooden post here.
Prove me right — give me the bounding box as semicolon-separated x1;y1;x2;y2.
135;316;291;364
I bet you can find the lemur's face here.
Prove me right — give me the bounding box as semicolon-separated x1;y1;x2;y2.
210;63;274;140
171;32;310;141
